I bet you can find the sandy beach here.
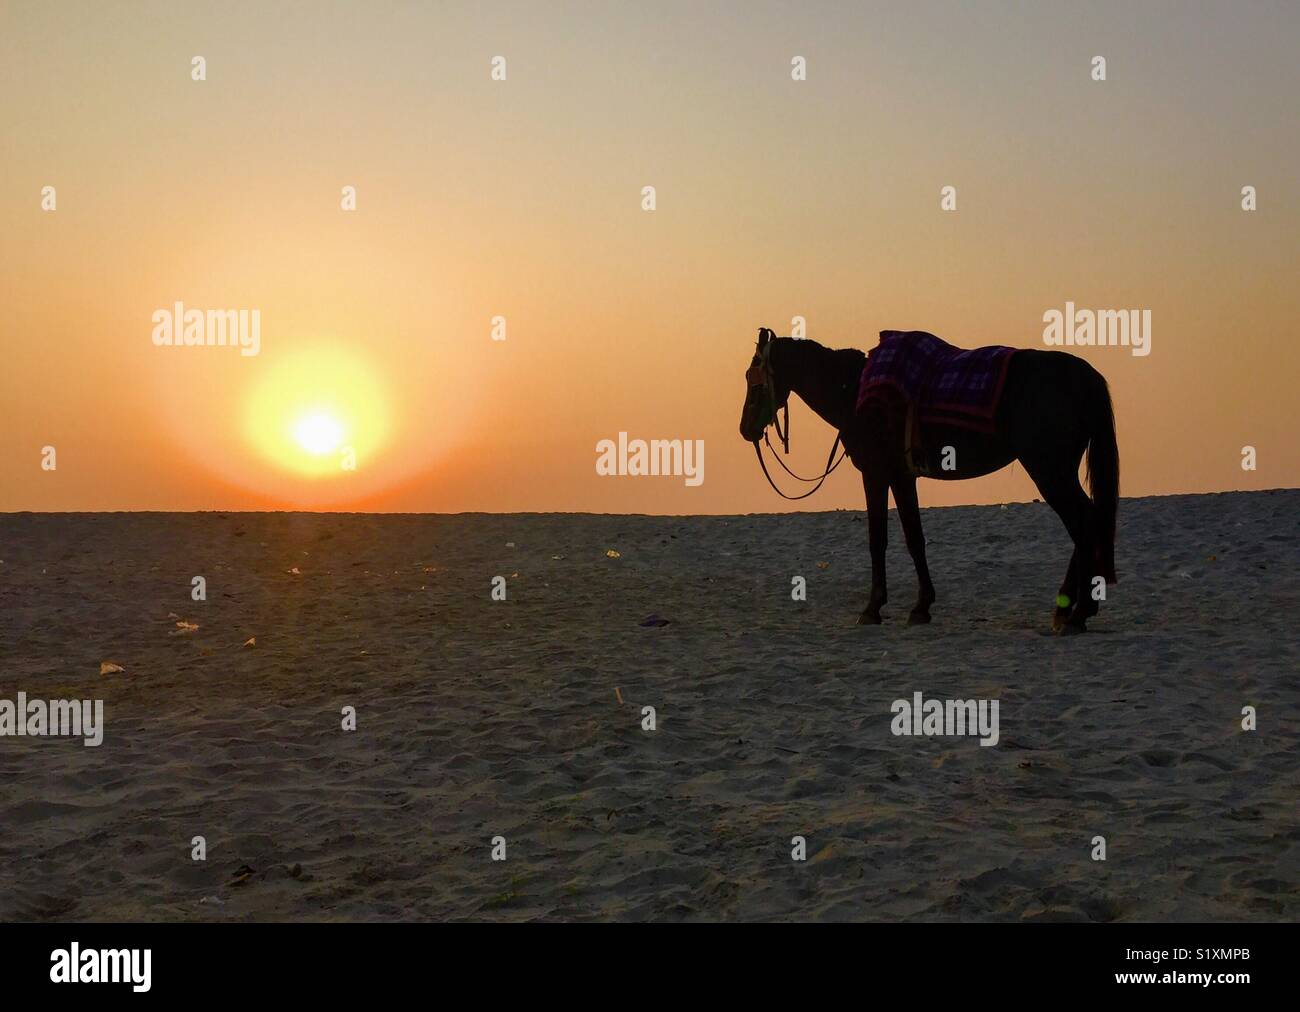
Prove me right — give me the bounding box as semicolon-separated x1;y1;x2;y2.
0;489;1295;921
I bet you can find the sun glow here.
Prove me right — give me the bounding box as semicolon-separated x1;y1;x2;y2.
244;346;392;479
293;412;345;455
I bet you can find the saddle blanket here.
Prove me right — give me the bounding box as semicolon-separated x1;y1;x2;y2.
855;330;1017;433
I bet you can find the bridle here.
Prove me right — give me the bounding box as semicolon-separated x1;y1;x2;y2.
747;328;847;500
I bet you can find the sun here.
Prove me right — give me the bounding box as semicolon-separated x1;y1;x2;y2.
293;411;344;456
244;346;391;479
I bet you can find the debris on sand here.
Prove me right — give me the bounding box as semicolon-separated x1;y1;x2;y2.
99;661;124;676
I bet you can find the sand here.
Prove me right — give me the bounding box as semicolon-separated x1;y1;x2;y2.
0;489;1295;921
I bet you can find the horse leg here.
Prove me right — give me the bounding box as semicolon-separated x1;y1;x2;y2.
1052;549;1078;632
1024;460;1096;633
857;469;889;624
891;474;935;624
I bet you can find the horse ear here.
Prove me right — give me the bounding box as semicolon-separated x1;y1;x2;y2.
757;327;771;348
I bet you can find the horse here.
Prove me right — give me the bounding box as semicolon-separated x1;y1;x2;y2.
738;329;1119;633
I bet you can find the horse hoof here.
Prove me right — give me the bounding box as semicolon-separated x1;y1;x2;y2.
1055;621;1086;636
907;610;931;626
857;611;882;626
1052;612;1069;633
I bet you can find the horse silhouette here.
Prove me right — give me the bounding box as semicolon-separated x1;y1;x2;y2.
739;329;1118;633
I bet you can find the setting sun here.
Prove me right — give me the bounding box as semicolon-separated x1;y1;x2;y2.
243;346;392;481
293;412;345;456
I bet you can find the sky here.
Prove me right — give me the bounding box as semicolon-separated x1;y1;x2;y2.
2;0;1297;513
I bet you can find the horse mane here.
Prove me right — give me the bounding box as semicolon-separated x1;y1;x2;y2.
779;337;866;382
830;344;867;375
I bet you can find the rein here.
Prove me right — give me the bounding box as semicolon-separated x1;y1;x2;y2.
753;433;845;500
748;328;848;500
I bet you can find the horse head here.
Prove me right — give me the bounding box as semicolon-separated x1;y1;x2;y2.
738;328;791;443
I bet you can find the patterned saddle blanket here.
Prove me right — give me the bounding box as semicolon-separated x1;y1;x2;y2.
855;330;1017;434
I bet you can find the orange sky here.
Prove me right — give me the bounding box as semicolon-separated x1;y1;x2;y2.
2;1;1297;513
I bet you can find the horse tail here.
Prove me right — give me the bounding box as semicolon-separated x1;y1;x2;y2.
1083;364;1119;583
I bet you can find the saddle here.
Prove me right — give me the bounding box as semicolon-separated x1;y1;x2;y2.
856;331;1017;473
